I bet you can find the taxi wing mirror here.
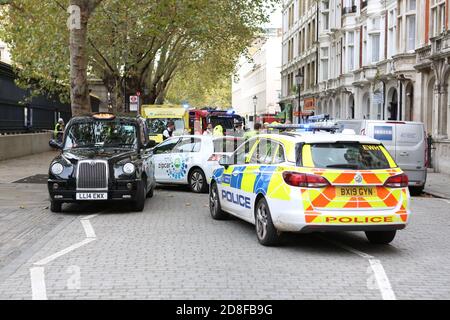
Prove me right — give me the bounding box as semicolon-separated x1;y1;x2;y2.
49;139;63;150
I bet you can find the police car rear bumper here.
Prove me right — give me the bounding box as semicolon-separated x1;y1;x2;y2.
298;224;406;233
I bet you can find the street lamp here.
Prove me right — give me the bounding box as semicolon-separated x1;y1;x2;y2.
295;70;304;124
253;95;258;125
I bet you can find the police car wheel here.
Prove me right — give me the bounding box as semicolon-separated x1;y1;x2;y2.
50;201;62;213
255;198;280;246
189;169;207;193
209;183;228;220
365;231;397;245
133;180;146;212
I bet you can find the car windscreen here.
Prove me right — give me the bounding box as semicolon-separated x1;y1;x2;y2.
64;121;138;150
147;118;185;135
213;138;243;153
307;143;392;170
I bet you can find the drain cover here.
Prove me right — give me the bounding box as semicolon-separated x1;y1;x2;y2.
13;174;48;184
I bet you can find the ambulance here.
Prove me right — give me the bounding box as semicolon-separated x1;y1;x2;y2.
141;105;189;144
209;131;411;246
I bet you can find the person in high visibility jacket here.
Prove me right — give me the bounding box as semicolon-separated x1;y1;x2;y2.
213;124;224;137
244;123;262;140
54;118;65;142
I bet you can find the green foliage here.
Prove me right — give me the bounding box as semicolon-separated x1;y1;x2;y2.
0;0;279;110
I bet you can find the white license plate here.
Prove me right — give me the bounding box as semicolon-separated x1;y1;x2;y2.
76;193;108;201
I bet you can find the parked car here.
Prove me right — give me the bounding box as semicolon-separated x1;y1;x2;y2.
210;133;411;246
337;120;427;195
48;113;157;212
151;135;243;193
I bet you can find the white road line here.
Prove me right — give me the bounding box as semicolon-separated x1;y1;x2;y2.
30;213;100;300
440;199;450;204
30;267;47;300
81;219;96;239
369;259;396;300
318;235;396;300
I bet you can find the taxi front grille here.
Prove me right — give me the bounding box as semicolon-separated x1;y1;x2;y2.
77;161;108;190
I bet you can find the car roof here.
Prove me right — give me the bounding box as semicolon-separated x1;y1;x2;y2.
258;132;382;145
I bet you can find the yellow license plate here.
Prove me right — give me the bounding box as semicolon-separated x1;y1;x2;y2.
337;187;376;197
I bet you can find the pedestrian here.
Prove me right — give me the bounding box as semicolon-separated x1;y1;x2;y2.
234;122;245;137
213;124;224;137
203;123;214;136
54;118;65;142
163;121;175;141
244;123;262;140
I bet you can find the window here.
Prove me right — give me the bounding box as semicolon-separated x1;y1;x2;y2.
406;14;416;51
321;47;329;81
233;140;257;165
173;138;201;153
321;0;330;31
431;0;446;37
250;140;285;165
347;32;355;71
153;138;180;155
371;33;380;63
309;143;392;170
388;9;396;56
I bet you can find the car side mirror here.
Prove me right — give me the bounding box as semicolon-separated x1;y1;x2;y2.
219;155;234;169
146;140;157;149
49;139;63;150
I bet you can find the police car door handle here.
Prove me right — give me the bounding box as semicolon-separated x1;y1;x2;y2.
400;152;409;156
232;172;239;176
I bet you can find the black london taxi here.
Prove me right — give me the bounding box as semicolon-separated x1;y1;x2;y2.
48;113;157;213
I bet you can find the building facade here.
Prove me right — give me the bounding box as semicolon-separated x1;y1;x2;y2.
0;40;11;64
232;28;282;125
281;0;450;174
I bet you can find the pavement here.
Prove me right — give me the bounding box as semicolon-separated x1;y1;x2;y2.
0;152;449;300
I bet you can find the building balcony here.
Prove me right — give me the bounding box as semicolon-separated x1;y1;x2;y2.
415;45;432;70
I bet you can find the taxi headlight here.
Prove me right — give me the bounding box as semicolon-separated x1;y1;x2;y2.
51;163;64;176
123;163;136;175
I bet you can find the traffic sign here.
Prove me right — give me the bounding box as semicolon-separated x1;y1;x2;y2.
129;95;139;112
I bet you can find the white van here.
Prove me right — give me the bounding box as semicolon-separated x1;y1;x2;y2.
337;120;428;195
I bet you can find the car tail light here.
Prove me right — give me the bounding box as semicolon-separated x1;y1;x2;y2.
384;174;409;188
208;154;222;162
282;172;330;188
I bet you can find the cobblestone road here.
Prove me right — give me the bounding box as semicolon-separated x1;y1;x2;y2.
0;181;449;300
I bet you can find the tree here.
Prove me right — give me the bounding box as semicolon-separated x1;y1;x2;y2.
68;0;103;115
0;0;278;113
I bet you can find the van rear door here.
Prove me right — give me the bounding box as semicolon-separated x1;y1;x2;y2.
394;123;426;185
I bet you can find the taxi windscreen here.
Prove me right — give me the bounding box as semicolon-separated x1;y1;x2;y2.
306;143;393;170
64;121;138;150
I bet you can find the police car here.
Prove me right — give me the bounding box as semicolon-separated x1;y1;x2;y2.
209;131;411;246
150;135;243;193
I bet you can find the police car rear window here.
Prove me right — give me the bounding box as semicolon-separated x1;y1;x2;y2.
308;143;392;170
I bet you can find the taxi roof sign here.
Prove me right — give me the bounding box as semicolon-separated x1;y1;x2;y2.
92;113;116;120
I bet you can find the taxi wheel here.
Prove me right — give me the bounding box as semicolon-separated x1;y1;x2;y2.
133;180;146;212
365;231;397;245
255;198;280;246
50;201;62;213
189;169;207;194
209;183;228;220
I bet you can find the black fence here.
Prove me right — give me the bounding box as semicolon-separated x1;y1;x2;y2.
0;62;99;133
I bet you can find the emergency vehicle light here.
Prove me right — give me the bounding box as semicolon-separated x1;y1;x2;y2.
384;174;409;188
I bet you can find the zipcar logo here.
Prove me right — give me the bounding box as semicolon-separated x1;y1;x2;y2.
222;191;251;209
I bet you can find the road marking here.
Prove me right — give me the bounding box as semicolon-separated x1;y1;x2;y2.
319;235;396;300
81;219;96;238
30;213;100;300
440;199;450;204
33;238;96;266
30;267;47;300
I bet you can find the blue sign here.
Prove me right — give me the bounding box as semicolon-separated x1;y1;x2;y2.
374;126;393;141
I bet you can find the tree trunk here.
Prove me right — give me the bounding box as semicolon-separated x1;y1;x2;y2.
69;0;102;116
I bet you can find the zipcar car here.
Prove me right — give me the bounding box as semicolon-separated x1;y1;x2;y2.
48;113;157;213
151;135;243;193
209;133;411;246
